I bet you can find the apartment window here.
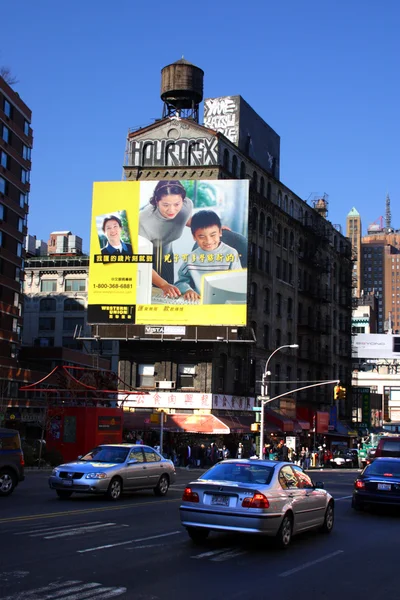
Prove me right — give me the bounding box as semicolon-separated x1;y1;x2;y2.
21;169;30;184
276;328;281;347
13;293;19;308
232;155;238;177
20;193;26;208
16;242;22;257
288;297;293;317
4;100;11;118
18;218;23;233
265;250;270;274
250;282;257;308
65;279;86;292
234;357;242;382
257;246;263;270
276;293;282;317
34;337;54;348
15;267;20;281
179;364;195;388
264;288;270;313
40;279;57;292
282;260;287;281
39;317;56;331
64;298;84;311
137;364;155;388
63;317;84;331
12;318;18;333
0;231;3;247
22;145;31;161
0;204;3;220
2;125;9;143
276;256;281;278
24;120;30;136
40;298;56;311
0;151;8;169
0;176;6;195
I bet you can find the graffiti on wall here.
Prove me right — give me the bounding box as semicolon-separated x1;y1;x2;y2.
203;96;239;145
129;137;218;167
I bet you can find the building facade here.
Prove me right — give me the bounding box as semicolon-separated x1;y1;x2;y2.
88;60;353;436
0;75;33;398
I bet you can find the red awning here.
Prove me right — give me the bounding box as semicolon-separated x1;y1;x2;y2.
123;412;231;434
295;419;310;431
265;409;294;432
216;415;253;434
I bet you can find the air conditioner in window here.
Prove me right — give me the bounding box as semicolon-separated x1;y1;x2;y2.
155;381;176;390
266;231;273;238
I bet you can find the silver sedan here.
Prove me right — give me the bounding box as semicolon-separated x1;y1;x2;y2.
49;444;176;501
180;459;334;548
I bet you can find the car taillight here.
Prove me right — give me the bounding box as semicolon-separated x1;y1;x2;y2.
20;454;25;466
242;493;270;509
182;487;199;503
355;479;365;489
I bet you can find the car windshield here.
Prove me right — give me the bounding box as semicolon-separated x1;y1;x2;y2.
80;447;129;463
200;462;274;485
365;461;400;478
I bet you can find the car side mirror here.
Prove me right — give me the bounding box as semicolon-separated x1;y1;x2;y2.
77;455;82;460
314;480;324;489
127;459;138;465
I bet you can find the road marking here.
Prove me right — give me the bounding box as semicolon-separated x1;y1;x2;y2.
0;497;180;525
14;521;104;535
1;579;127;600
278;550;344;577
77;530;181;553
334;495;353;501
192;549;230;559
0;571;29;582
211;549;247;562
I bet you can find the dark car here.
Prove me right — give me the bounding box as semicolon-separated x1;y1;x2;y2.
352;457;400;511
374;437;400;459
0;427;25;496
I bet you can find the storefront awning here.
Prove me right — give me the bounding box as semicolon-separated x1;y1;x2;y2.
216;415;253;434
123;412;233;435
326;421;358;437
265;409;294;432
294;419;310;431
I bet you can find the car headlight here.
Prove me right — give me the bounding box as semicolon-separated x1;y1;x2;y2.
52;468;59;476
85;472;107;479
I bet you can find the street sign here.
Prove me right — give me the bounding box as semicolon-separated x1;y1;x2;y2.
252;407;262;411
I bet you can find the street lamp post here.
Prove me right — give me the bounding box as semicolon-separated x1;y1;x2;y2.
259;344;299;459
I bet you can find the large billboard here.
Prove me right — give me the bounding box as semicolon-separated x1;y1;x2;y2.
88;180;249;326
352;334;400;359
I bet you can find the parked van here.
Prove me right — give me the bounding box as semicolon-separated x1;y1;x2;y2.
0;427;25;496
374;436;400;459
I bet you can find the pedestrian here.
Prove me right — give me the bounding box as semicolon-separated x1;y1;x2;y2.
222;445;230;459
304;447;311;470
236;442;244;458
276;439;289;462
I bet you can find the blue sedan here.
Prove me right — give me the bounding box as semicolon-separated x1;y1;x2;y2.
352;457;400;510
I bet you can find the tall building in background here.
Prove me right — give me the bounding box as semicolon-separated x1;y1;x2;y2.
346;207;362;298
0;76;32;396
350;195;400;333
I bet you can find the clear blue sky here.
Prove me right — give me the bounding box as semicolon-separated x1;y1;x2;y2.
3;0;400;251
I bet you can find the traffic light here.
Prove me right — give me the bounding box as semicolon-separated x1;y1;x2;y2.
334;385;340;400
340;386;347;401
251;423;260;432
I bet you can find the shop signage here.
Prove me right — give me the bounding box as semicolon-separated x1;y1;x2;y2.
120;392;212;411
213;395;255;411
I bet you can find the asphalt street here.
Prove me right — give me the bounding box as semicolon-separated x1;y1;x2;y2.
1;468;400;600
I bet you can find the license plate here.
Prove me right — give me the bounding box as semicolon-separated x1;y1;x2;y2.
62;480;73;486
211;495;230;506
378;483;391;491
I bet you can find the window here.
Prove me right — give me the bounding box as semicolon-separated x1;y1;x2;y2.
252;171;258;191
276;293;282;317
16;242;22;257
260;177;265;196
287;297;293;317
179;364;195;388
3;99;11;118
2;125;9;143
267;182;271;201
0;176;6;195
265;250;270;273
40;298;56;311
257;246;263;270
34;337;54;347
250;282;257;308
234;356;242;382
223;149;229;170
21;169;30;184
240;161;246;179
0;151;8;169
129;447;145;462
276;328;281;347
39;317;55;331
41;280;57;292
24;120;30;136
65;279;86;292
12;318;18;333
251;206;258;231
276;256;281;278
15;267;20;281
277;191;282;208
0;204;3;220
292;466;313;488
264;288;270;313
13;293;19;307
259;212;265;236
232;155;238;177
137;364;155;388
263;325;269;349
63;317;84;331
22;145;31;161
276;224;282;244
144;448;161;462
64;298;85;311
20;193;26;208
279;466;298;489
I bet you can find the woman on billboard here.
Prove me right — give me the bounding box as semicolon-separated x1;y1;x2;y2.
139;180;193;298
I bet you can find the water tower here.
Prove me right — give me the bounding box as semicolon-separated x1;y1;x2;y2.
161;58;204;122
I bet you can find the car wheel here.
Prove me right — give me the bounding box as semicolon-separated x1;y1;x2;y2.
276;513;293;549
0;469;16;497
351;496;364;511
154;474;169;497
106;477;122;501
187;527;209;544
321;502;334;533
56;490;73;500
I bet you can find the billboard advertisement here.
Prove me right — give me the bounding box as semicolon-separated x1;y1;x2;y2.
352;334;400;359
88;180;249;326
